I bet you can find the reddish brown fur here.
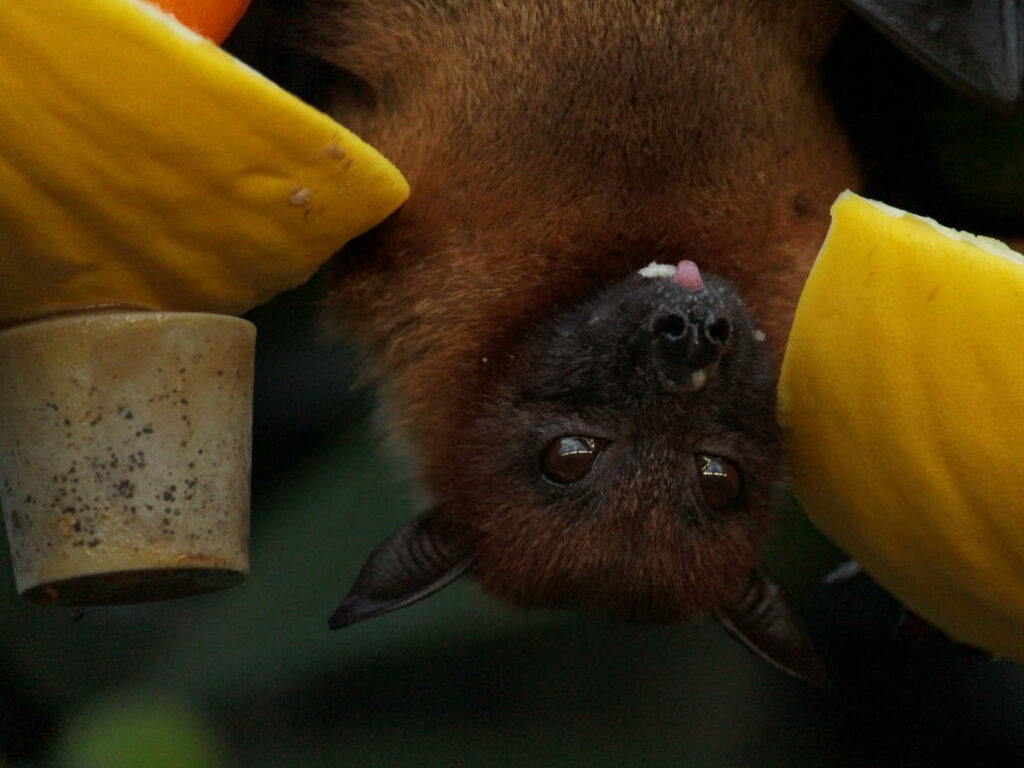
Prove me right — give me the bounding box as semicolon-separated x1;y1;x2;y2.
288;0;860;616
309;1;857;432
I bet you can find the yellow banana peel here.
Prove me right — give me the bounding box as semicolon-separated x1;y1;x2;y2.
779;191;1024;663
0;0;409;324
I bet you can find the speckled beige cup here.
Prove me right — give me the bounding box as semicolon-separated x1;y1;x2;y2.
0;311;255;604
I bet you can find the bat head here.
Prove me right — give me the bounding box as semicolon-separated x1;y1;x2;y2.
331;263;825;686
234;0;852;686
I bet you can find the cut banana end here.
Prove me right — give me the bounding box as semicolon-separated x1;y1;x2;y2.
0;0;410;323
779;192;1024;662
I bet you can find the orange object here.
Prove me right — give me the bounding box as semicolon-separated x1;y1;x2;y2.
148;0;251;43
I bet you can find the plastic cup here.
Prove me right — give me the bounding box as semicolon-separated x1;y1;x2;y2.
0;311;255;604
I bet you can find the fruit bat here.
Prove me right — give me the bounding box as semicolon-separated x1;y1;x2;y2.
230;0;1016;685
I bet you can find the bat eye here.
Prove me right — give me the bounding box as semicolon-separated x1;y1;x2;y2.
542;436;605;484
696;454;742;509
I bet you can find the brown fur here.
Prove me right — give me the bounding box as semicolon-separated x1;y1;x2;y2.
255;0;860;619
306;0;858;443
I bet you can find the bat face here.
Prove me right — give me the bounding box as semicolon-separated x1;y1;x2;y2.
449;266;782;622
250;0;861;683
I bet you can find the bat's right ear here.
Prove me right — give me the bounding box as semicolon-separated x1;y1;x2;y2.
715;569;829;688
328;508;475;629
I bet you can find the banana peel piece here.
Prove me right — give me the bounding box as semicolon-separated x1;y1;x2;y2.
0;0;409;324
779;191;1024;663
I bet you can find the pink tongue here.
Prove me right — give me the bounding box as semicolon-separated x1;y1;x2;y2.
674;260;704;292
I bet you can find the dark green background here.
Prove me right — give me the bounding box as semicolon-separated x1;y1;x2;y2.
3;11;1024;767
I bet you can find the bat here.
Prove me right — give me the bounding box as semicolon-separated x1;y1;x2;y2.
231;0;1014;685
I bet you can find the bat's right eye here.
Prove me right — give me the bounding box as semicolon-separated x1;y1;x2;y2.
541;436;605;485
695;454;743;509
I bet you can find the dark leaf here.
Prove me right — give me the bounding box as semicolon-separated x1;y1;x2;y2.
843;0;1022;112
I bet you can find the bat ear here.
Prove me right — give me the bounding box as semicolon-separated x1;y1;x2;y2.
715;569;829;688
328;508;475;630
841;0;1022;112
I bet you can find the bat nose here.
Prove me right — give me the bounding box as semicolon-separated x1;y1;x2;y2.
650;308;731;391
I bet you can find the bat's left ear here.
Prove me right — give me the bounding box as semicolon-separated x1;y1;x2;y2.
715;569;829;688
328;508;475;630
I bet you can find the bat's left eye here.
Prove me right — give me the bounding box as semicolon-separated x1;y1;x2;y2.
696;454;742;508
542;436;605;484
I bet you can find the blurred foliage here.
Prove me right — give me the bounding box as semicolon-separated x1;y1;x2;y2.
4;10;1024;768
51;693;227;768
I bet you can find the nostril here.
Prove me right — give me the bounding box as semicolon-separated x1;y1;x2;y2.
706;317;731;345
652;313;688;341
